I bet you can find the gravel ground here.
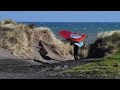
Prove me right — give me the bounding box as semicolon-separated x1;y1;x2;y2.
0;48;101;79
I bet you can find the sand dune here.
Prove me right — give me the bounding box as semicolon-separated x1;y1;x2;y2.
0;19;74;64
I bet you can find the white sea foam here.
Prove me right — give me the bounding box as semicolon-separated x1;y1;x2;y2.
83;28;86;30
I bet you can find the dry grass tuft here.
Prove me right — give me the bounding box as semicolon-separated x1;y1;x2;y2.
0;19;73;59
87;30;120;58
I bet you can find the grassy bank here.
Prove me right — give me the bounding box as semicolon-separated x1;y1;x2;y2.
61;53;120;79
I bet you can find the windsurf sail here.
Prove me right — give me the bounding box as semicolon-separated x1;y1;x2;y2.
58;30;87;42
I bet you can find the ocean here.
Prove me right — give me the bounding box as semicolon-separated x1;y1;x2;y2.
21;22;120;44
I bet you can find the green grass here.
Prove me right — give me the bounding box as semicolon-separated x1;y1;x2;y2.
62;53;120;79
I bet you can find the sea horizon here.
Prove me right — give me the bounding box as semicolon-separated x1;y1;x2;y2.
19;22;120;44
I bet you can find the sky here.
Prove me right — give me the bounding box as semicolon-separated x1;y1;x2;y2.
0;11;120;22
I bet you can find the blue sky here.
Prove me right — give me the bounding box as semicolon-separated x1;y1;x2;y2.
0;11;120;22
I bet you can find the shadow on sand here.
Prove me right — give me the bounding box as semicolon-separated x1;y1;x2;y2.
38;41;55;60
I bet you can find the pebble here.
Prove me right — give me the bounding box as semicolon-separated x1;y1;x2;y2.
54;65;68;70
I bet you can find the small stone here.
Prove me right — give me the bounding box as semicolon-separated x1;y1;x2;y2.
54;65;68;70
63;65;68;69
54;66;61;70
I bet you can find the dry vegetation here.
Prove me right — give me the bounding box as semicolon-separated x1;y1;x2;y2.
0;19;119;60
0;19;73;59
33;27;74;58
87;30;120;58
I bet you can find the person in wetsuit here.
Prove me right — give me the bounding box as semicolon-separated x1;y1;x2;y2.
74;43;79;60
70;41;80;60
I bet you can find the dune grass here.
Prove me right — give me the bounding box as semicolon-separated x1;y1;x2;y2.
87;30;120;58
0;19;17;25
0;19;73;59
1;19;120;61
61;53;120;79
0;21;34;58
33;27;73;58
